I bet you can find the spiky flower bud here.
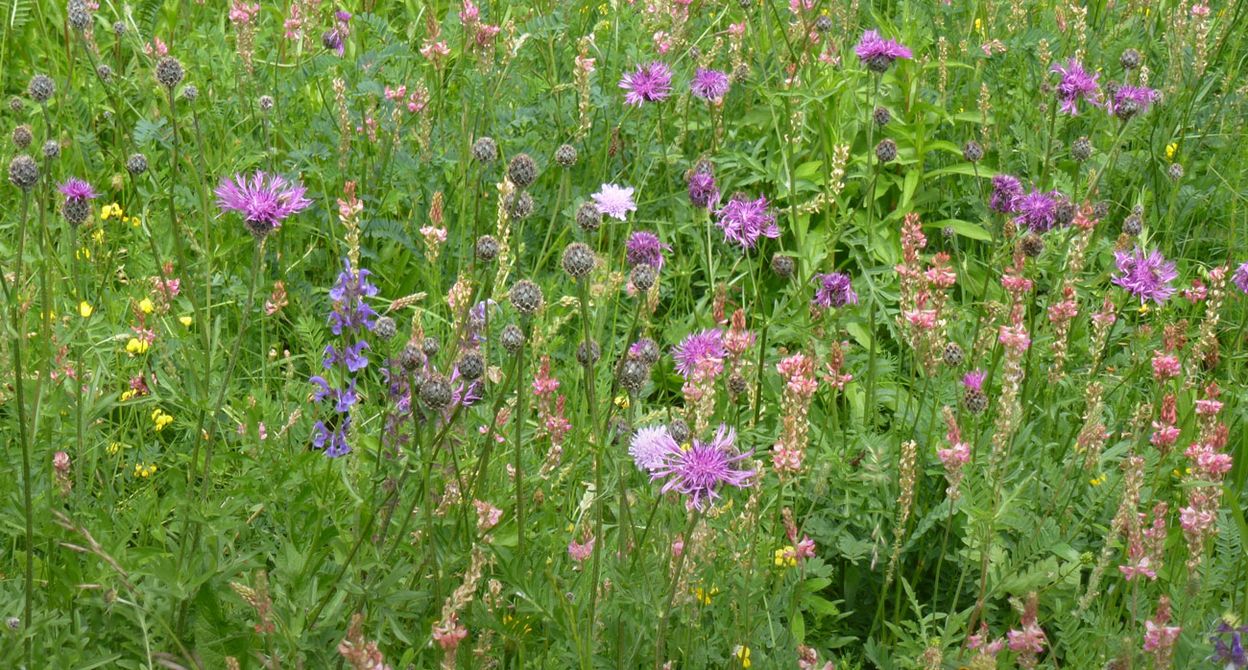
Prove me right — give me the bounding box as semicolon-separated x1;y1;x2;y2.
62;197;91;226
400;343;423;371
875;138;897;163
8;96;22;112
509;280;543;315
1122;213;1142;236
96;64;113;81
506;190;534;220
472;136;498;163
155;57;184;89
507;153;538;188
181;85;198;102
420;373;453;409
67;0;92;31
1020;234;1045;258
576;340;600;366
562;242;595;279
629;338;660;365
815;15;833;32
500;324;525;354
43;140;60;159
475;235;499;262
618;358;649;393
964;388;987;414
113;20;125;36
457;352;485;380
942;342;964;367
554;143;578;168
873;106;891;127
771;253;795;279
374;316;397;340
126;153;148;175
962;140;983;163
727;373;748;397
1093;201;1110;220
8;154;39;190
1167;163;1183;181
259;95;274;112
422;336;440;358
630;263;657;291
12;125;32;149
668;419;690;444
1120;48;1141;71
1071;136;1092;162
28;74;55;104
575;201;602;232
1055;199;1075;227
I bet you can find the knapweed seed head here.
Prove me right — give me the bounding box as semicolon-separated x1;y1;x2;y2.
420;373;453;409
155;56;184;89
67;0;92;31
507;153;538;188
457;352;485;380
619;358;649;393
258;95;274;111
127;153;148;175
42;140;60;159
1120;48;1141;70
554;143;578;167
875;139;898;163
422;336;440;358
475;234;499;262
873;106;891;127
505;190;534;220
509;280;543;315
374;316;397;340
1071;136;1092;162
472;136;498;163
181;84;199;102
500;324;525;354
771;254;795;279
630;263;657;291
963;140;983;162
942;342;964;367
12;125;32;149
28;74;55;104
575;200;602;232
576;340;601;366
8;154;39;190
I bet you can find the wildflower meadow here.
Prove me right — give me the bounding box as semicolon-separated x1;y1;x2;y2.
4;0;1248;668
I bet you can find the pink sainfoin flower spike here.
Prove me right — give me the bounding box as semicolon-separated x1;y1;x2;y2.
936;407;970;499
1142;597;1181;669
568;535;594;564
216;171;312;239
1006;592;1048;668
772;353;818;474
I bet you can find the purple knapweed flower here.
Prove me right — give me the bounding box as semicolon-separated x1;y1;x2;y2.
626;231;670;269
215;171;312;238
716;194;780;249
688;168;719;210
649;424;755;510
690;68;730;101
963;369;986;392
1051;58;1102;115
619;61;673;106
630;425;678;471
855;30;912;72
812;272;858;309
1108;84;1159;118
58;177;99;202
592;183;637;221
1233;261;1248;294
671;329;726;379
323;10;351;56
1014;189;1062;233
990;174;1023;214
1113;247;1178;304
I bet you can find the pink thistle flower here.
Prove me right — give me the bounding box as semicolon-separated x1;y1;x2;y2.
963;370;986;393
854;29;912;71
215;171;312;238
671;329;726;379
649;424;755;510
619;61;673;106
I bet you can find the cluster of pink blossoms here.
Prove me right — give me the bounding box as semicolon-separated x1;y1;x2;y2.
895;212;957;369
936;407;970;499
1181;383;1232;568
772;352;818;474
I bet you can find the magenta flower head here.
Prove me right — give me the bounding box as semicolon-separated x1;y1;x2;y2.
591;183;637;221
58;177;99;202
690;68;730;101
1233;261;1248;294
962;369;986;393
812;272;858;309
671;328;726;379
215;171;312;238
1013;189;1062;233
626;230;670;269
687;164;719;210
1113;247;1178;304
1051;58;1102;115
1108;84;1159;119
716;193;780;249
855;30;912;72
619;61;673;106
650;424;755;510
989;174;1023;214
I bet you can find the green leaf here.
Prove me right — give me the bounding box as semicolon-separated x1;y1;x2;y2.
929;218;992;241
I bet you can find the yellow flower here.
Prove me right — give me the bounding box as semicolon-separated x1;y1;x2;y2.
134;462;157;478
693;585;719;605
1089;474;1105;487
76;247;90;260
92;228;104;243
101;203;124;220
1165;142;1177;160
138;297;154;314
179;315;193;327
126;337;150;354
120;389;136;402
774;546;797;568
79;301;94;318
107;442;123;455
127;216;141;228
614;394;629;409
734;645;752;668
1138;303;1151;315
974;18;983;34
151;408;173;431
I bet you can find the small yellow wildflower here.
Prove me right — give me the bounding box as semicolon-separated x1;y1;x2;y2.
101;203;124;220
151;408;173;431
126;338;150;355
79;301;94;318
734;645;752;668
138;297;154;314
107;442;123;455
774;546;797;568
974;18;983;34
127;216;142;228
91;228;104;244
693;585;719;605
1089;474;1106;487
76;247;90;260
1165;142;1177;160
120;389;137;402
1138;303;1151;315
614;394;629;409
179;315;193;327
134;462;157;478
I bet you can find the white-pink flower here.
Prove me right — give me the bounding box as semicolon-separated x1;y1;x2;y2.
591;183;637;221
